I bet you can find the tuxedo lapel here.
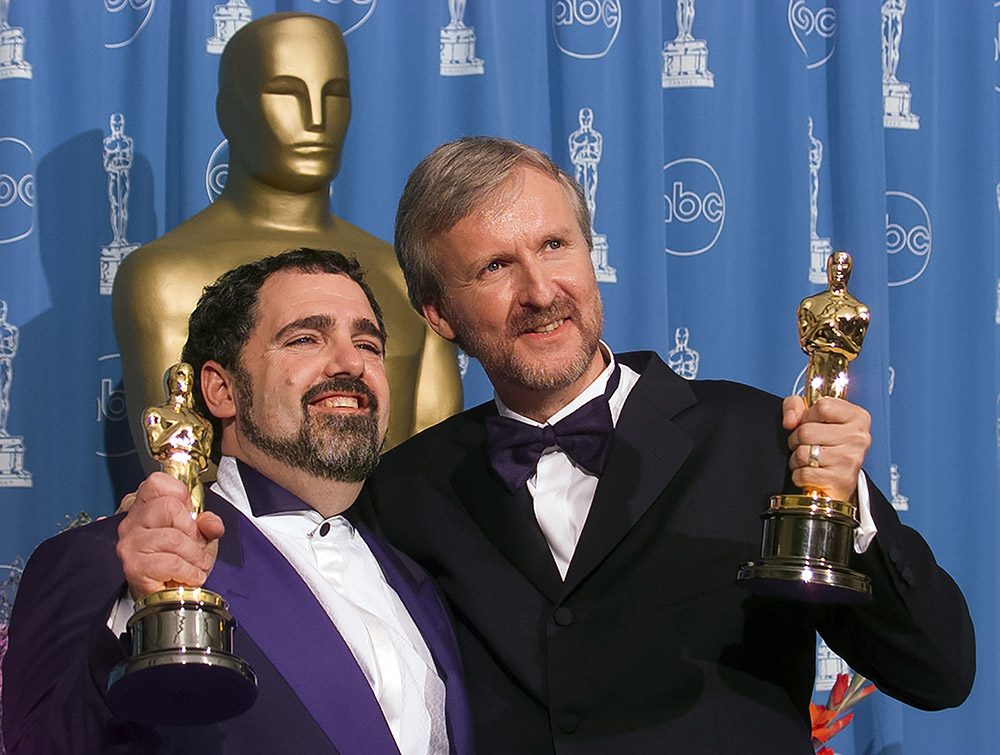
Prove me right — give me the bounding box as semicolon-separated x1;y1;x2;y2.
205;494;400;755
452;412;564;602
563;353;697;592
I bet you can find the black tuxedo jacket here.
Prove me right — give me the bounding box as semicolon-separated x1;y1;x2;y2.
369;351;974;753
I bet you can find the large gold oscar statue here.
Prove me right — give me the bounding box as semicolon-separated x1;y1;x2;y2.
112;13;461;473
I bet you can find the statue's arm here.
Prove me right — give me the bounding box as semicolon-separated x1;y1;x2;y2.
797;305;819;344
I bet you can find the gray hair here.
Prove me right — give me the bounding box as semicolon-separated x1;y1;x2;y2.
394;136;592;311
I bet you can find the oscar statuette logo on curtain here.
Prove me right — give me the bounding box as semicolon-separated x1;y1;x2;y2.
99;114;140;296
882;0;919;129
0;300;30;487
207;0;252;54
666;327;699;379
0;0;32;78
807;118;833;284
440;0;484;76
662;0;714;88
569;107;615;282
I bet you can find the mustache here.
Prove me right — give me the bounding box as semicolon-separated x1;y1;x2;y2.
301;377;379;413
507;297;580;335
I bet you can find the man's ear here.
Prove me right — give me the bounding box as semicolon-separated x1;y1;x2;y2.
200;361;237;420
421;300;457;342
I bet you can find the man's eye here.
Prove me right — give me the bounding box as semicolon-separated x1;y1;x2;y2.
285;335;317;346
356;341;384;356
483;260;503;274
545;239;563;250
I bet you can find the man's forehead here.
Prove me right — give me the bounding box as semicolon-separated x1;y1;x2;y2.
468;168;572;227
255;270;375;326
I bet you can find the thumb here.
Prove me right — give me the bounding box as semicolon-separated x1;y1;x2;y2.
782;394;806;430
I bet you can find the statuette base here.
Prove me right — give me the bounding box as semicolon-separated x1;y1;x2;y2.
738;494;871;604
591;234;617;283
883;81;919;130
108;586;257;725
440;26;483;76
0;435;32;487
661;39;714;88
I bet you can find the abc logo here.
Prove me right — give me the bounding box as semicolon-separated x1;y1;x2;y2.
788;0;837;69
552;0;622;60
96;378;127;423
95;354;136;459
0;136;34;245
314;0;377;36
885;190;931;286
104;0;156;50
663;157;725;256
205;139;229;203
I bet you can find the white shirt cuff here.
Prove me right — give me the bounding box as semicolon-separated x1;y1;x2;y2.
106;585;135;636
854;469;878;553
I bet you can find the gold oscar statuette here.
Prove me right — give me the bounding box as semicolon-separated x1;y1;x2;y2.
738;252;873;603
106;363;257;724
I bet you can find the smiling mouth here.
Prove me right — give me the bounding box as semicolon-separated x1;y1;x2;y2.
308;393;368;412
303;378;379;416
531;319;566;334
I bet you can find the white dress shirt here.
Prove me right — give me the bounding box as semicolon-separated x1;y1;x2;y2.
493;346;876;579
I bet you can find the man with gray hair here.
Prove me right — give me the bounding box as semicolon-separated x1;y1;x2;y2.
370;136;974;752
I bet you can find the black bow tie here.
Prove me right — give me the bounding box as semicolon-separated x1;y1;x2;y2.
484;366;621;493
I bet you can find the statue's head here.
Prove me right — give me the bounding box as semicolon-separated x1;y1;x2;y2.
165;362;195;402
109;113;125;136
217;13;350;193
0;300;7;322
579;107;593;128
828;251;852;286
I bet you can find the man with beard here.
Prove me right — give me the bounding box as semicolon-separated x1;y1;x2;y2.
369;137;974;752
2;249;473;754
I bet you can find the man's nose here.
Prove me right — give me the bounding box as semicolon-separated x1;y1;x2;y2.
324;336;365;377
516;257;558;308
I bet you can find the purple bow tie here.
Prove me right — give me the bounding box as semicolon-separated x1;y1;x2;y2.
484;366;621;493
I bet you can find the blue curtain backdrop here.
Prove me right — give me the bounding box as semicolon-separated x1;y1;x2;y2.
0;2;996;752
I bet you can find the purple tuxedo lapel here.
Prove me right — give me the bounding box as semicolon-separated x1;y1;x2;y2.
356;522;474;755
204;499;401;755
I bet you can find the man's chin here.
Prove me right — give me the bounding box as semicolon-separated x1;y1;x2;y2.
507;341;600;389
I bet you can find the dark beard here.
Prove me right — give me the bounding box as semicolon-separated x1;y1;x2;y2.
233;369;383;483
